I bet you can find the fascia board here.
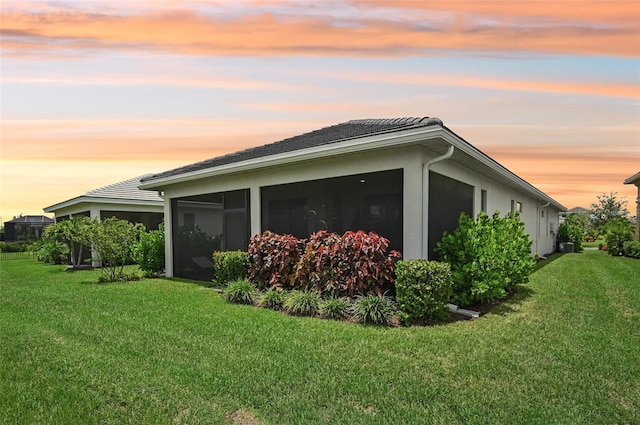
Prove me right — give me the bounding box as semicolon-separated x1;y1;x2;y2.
138;126;445;190
44;196;163;213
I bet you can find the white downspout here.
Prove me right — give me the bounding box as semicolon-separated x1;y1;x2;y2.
422;145;455;259
536;200;551;255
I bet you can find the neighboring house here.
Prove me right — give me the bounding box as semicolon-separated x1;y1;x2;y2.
3;215;54;242
44;174;164;229
624;171;640;240
139;117;566;281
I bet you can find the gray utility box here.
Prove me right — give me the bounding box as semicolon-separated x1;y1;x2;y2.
561;242;575;253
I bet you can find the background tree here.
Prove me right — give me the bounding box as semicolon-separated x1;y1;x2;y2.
590;192;629;236
85;217;143;282
42;216;92;268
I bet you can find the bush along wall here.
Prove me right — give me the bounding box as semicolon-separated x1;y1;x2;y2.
247;231;303;290
212;250;249;285
294;230;401;297
395;260;452;324
437;211;535;307
248;230;400;297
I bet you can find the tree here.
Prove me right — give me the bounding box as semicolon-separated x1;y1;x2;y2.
42;216;93;268
590;192;629;235
85;217;143;282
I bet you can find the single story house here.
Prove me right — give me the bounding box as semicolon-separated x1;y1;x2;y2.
2;215;54;242
624;171;640;240
44;174;164;229
139;117;565;281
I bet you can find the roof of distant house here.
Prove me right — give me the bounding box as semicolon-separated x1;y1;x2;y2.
44;174;163;213
5;215;54;225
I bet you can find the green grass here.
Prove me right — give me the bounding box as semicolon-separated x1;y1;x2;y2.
1;252;639;424
583;238;605;248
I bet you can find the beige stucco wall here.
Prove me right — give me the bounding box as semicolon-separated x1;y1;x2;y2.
161;143;559;277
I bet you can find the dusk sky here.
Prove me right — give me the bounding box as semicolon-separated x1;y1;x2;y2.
1;0;639;223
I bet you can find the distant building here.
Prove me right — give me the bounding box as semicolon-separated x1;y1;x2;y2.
3;215;54;242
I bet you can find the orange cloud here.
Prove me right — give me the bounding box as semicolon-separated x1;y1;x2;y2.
1;1;638;58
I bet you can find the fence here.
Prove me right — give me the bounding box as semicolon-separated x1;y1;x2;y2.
0;251;35;261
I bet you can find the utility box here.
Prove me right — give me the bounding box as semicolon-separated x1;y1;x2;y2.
562;242;575;253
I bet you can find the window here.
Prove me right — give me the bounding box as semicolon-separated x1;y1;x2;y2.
516;202;523;213
481;189;487;213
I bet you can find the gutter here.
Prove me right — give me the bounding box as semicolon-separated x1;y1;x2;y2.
422;145;455;259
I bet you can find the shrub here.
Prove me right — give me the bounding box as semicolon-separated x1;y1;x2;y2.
32;240;69;264
85;217;143;282
223;280;257;305
623;240;640;259
213;250;249;285
295;231;343;292
319;296;351;320
133;223;165;276
556;222;583;252
258;289;285;311
395;260;452;324
295;230;401;297
437;211;535;306
284;290;321;316
0;242;30;253
351;294;396;325
248;231;303;291
604;218;633;256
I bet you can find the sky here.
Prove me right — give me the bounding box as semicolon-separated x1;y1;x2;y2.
1;0;639;223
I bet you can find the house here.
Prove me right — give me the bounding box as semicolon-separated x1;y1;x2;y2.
624;171;640;240
139;117;566;281
3;215;54;242
44;174;164;229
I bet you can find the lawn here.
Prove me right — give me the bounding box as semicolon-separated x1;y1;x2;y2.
1;252;638;425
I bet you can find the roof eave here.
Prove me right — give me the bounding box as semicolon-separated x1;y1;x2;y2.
44;196;163;213
138;126;446;190
624;171;640;185
138;125;566;211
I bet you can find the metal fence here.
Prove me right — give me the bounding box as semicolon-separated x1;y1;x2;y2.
0;251;35;261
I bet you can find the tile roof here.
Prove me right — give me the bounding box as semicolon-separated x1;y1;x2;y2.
141;117;443;182
85;174;163;202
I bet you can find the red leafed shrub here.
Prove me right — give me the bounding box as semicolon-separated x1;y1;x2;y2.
295;231;343;291
248;231;303;290
295;230;401;297
339;230;401;297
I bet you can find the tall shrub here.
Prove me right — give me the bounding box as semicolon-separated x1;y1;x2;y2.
604;218;633;256
395;260;452;323
248;231;302;290
437;211;535;306
133;222;165;276
556;221;583;252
